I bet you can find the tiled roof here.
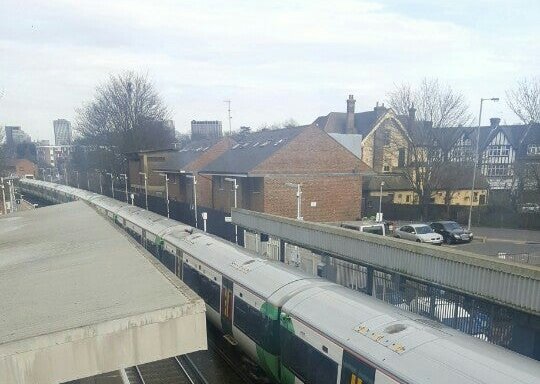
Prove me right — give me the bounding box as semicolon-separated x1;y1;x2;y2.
313;110;381;136
199;126;308;175
153;138;223;172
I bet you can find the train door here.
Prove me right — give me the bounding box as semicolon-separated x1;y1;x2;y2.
221;277;234;335
175;249;183;279
340;350;375;384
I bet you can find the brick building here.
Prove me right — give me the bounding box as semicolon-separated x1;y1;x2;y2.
5;159;37;178
199;125;370;222
126;149;177;196
153;137;235;207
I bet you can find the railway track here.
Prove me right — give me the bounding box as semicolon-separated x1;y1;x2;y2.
124;355;208;384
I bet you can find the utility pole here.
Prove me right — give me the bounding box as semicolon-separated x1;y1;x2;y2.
224;99;232;135
120;174;128;203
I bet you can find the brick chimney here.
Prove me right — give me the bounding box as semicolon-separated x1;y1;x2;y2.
490;117;501;128
374;102;387;118
346;95;356;134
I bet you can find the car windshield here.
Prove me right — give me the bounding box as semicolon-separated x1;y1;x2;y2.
444;222;462;230
415;226;433;234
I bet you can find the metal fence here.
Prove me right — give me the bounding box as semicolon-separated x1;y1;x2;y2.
246;235;537;360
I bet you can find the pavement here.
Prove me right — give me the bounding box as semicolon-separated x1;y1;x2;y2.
470;227;540;244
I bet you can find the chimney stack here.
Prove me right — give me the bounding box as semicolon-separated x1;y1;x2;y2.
408;104;416;121
346;95;356;134
490;117;501;128
374;101;387;118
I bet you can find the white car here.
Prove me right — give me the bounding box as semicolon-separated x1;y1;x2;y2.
394;224;443;245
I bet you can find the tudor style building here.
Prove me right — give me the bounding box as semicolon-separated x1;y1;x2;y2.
315;95;539;203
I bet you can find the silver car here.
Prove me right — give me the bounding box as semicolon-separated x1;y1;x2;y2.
394;224;443;245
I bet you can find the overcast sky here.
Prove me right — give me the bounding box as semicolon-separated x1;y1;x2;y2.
1;0;538;142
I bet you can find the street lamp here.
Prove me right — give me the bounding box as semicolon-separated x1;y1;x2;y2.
1;178;6;215
159;173;170;218
224;177;238;243
468;97;499;230
120;173;128;203
48;168;54;182
86;172;90;190
139;172;148;210
285;182;303;220
39;168;45;181
106;172;114;199
96;170;103;195
185;173;198;229
379;181;385;222
74;171;80;189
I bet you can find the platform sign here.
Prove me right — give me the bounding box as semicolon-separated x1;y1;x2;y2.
225;216;232;223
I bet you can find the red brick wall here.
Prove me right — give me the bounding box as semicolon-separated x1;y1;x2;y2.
255;125;369;174
264;174;361;222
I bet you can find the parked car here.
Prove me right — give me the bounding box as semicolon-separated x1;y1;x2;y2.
394;224;443;245
409;297;489;337
340;221;388;236
521;203;540;213
430;220;473;244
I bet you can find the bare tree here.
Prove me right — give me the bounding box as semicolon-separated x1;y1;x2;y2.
258;118;299;131
387;78;472;127
506;77;540;123
75;71;172;172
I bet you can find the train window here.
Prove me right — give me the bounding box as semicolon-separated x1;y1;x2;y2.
234;297;279;354
280;327;338;384
182;263;220;311
340;351;375;384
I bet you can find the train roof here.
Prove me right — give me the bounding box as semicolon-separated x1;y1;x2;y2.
117;208;188;237
282;284;540;384
164;230;318;300
92;195;130;213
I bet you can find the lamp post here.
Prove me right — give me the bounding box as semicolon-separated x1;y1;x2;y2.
224;177;238;243
74;171;80;189
285;182;303;220
1;178;6;215
159;173;170;218
64;168;68;185
120;174;128;203
86;172;90;190
39;168;45;181
139;172;148;210
106;172;114;199
99;172;103;194
48;168;54;182
379;181;385;222
468;97;499;230
185;174;198;229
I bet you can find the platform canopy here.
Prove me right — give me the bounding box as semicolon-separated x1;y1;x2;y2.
0;201;206;384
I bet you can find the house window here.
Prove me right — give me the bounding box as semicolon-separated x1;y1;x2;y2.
527;145;540;155
487;145;510;157
473;192;478;202
486;164;510;176
217;177;224;190
398;148;406;168
405;195;410;203
383;165;391;172
397;194;402;198
383;129;391;146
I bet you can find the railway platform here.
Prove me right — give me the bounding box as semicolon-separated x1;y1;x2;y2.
0;201;207;384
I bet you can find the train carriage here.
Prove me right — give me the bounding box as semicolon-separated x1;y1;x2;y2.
17;179;540;384
280;284;540;384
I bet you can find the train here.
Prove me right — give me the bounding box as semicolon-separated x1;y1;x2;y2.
19;178;540;384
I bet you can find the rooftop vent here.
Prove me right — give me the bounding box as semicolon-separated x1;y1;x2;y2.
260;141;270;147
232;144;240;149
274;139;284;146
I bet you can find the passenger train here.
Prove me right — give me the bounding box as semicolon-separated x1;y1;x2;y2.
19;178;540;384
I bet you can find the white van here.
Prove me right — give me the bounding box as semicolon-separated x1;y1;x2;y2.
340;221;387;236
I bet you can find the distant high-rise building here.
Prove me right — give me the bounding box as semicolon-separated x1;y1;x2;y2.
191;120;223;140
53;119;72;145
4;126;31;149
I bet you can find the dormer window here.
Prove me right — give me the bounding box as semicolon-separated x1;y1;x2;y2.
527;144;540;155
